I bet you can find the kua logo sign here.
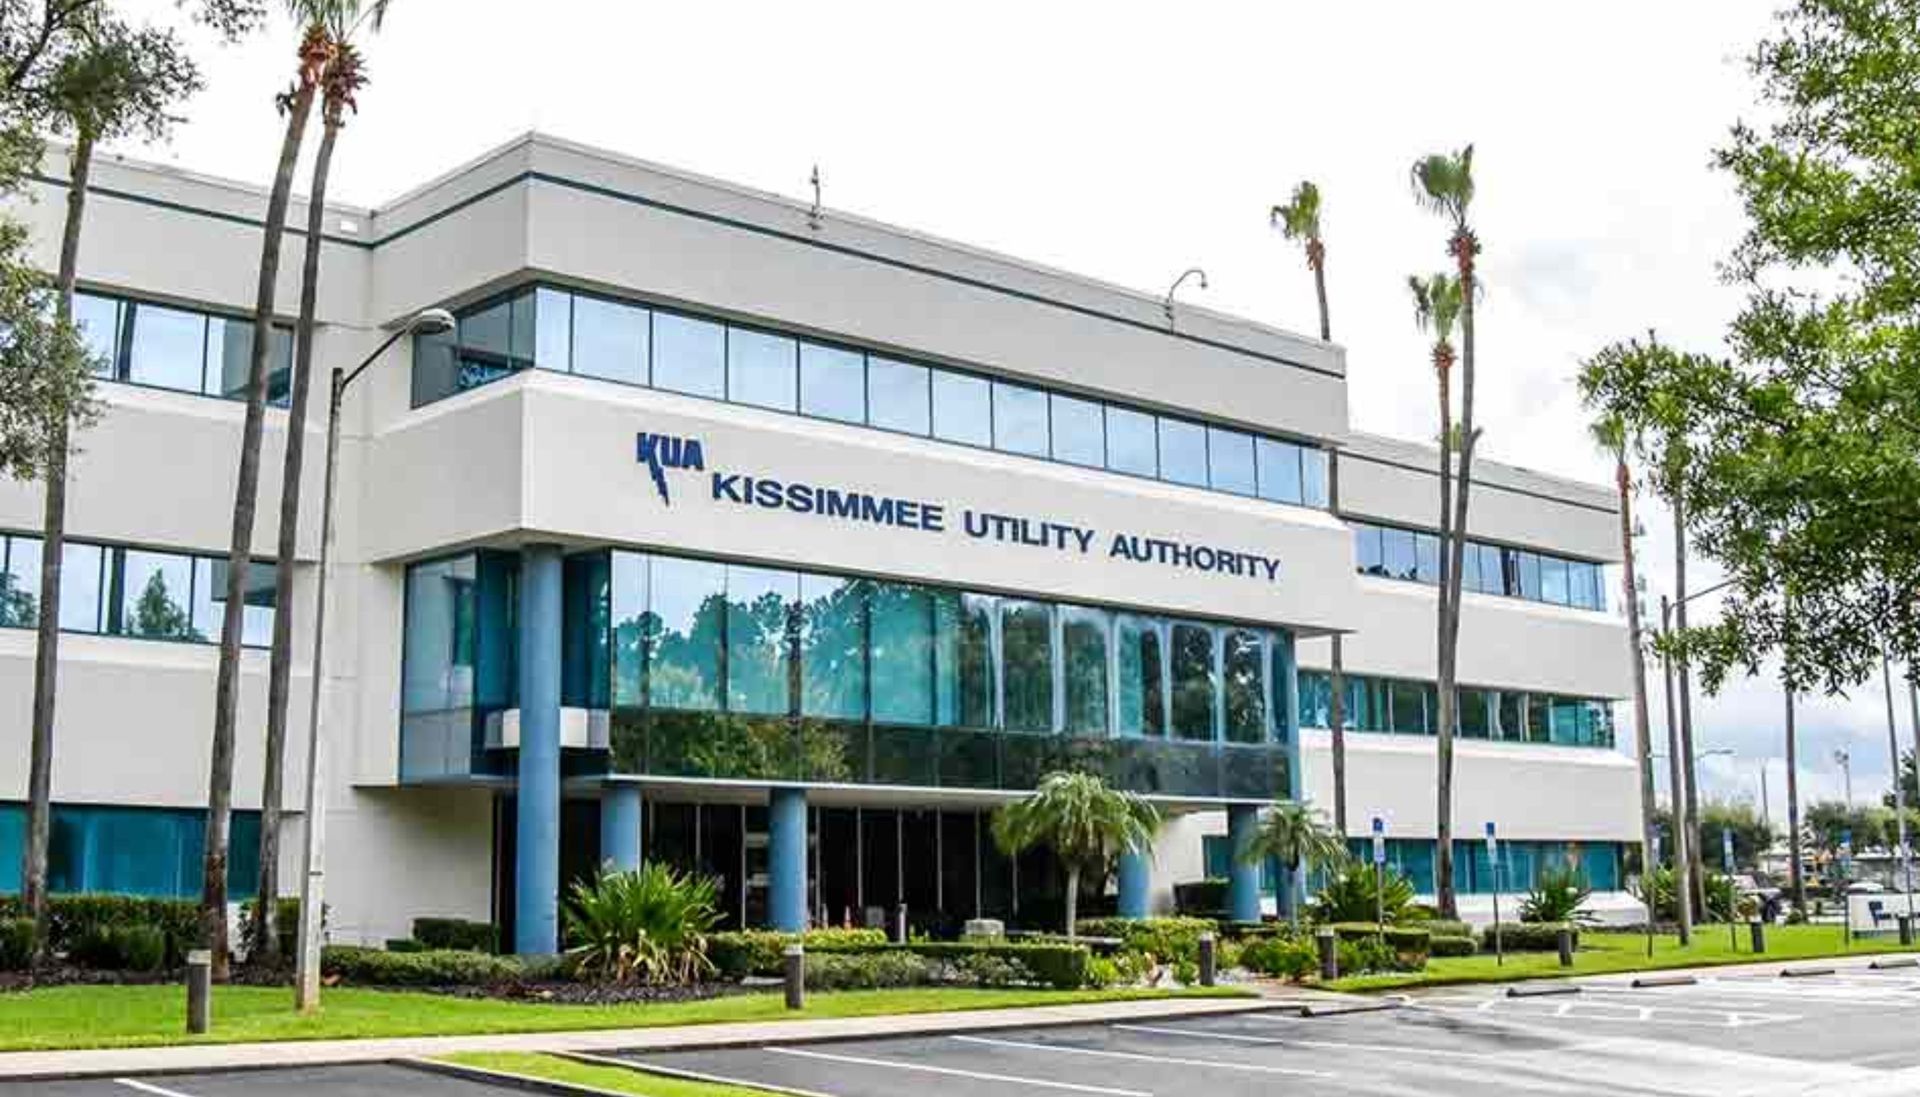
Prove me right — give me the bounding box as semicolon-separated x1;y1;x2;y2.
635;432;705;505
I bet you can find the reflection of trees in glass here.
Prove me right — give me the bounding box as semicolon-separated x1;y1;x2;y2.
803;577;868;720
1170;624;1216;740
652;592;724;710
1001;600;1053;733
131;571;199;640
1223;630;1265;743
1061;610;1109;734
937;592;995;729
0;574;35;628
726;585;791;715
1116;616;1165;737
613;611;652;706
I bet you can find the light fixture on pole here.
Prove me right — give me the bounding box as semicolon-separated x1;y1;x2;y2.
294;307;456;1012
1163;267;1208;329
1835;748;1853;807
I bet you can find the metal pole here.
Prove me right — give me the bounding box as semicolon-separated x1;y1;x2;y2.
1660;596;1692;944
292;366;344;1013
1885;655;1913;924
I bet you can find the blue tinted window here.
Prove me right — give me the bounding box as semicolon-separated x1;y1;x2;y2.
1355;524;1385;575
1;535;40;629
992;382;1050;457
1541;557;1570;606
933;590;995;729
1256;439;1303;504
1302;448;1330;507
1115;615;1165;738
1415;532;1441;584
801;572;866;720
1518;552;1543;600
1001;600;1054;733
1382;527;1417;580
870;581;934;725
647;555;724;711
404;555;478;714
652;313;726;398
1105;407;1157;477
799;343;865;424
204;315;294;406
1158;418;1209;487
534;287;573;372
119;550;197;641
727;328;798;412
73;293;119;372
1207;427;1256;496
931;371;991;446
1061;606;1110;734
867;356;930;435
1170;623;1216;741
127;302;204;392
58;542;102;632
572;295;648;385
1050;395;1104;467
726;565;796;715
1222;629;1265;743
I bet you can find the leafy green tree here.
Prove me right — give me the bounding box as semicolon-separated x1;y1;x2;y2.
1241;800;1347;928
131;570;197;640
1410;147;1480;919
991;771;1159;938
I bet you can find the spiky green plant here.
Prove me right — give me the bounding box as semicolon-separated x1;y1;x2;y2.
1242;801;1348;927
992;771;1160;938
564;863;721;985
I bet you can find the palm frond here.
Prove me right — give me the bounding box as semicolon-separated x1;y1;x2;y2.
1410;145;1475;223
1270;180;1321;241
1409;271;1463;342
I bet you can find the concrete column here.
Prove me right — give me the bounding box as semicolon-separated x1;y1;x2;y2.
1228;804;1262;924
515;544;563;956
769;787;808;932
601;783;644;872
1117;848;1151;919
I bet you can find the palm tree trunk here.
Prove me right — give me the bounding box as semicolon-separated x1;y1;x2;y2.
1437;237;1480;921
1434;344;1457;920
25;130;94;965
206;76;318;981
1311;253;1330;342
1616;457;1660;896
1672;491;1706;918
1064;865;1079;940
254;105;339;966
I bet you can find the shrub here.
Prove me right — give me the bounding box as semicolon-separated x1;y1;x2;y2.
322;945;524;986
1630;866;1677;922
1240;934;1316;979
564;863;720;986
898;942;1090;989
1172;880;1229;917
1520;866;1594;924
1429;934;1477;957
0;919;32;971
385;938;426;953
1487;922;1578;952
240;898;305;959
708;928;888;979
1337;934;1407;975
804;951;933;991
69;924;166;972
1326;923;1429;968
0;895;199;966
1310;863;1417;924
413;917;497;954
1406;919;1473;939
1073;917;1218;964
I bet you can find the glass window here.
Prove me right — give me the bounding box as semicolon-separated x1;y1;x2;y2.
1388;679;1426;734
652;313;725;399
724;565;795;716
1478;544;1507;595
1541;556;1570;606
205;317;293;405
0;535;39;628
1526;693;1552;743
1355;524;1385;575
1061;606;1110;735
453;296;523;390
533;287;572;372
1352;676;1388;732
1415;532;1441;584
799;343;865;424
934;591;994;729
647;555;724;711
1518;552;1543;601
572;295;648;385
1256;439;1303;504
192;559;274;647
1458;688;1492;738
931;371;991;446
1302;448;1330;507
870;581;935;726
1105;406;1158;477
991;381;1050;457
1170;623;1216;741
119;550;197;641
1115;615;1165;737
1497;691;1527;741
73;293;120;373
1383;527;1418;580
867;356;930;435
58;542;103;633
1501;548;1523;597
610;552;648;707
1222;629;1265;743
1001;600;1053;733
1207;427;1257;496
402;555;477;713
1049;395;1105;468
127;302;205;392
1549;696;1584;745
798;572;864;720
727;328;798;412
1158;418;1209;487
1298;670;1330;729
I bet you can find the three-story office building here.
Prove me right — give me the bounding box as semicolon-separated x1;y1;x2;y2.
0;135;1641;951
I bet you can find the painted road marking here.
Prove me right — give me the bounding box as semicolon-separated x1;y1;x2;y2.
114;1081;198;1097
950;1034;1333;1079
763;1046;1152;1095
1113;1021;1512;1060
1410;993;1796;1028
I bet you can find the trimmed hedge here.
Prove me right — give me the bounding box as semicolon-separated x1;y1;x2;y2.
877;942;1090;990
1241;934;1316;979
1073;917;1218;963
1327;922;1430;966
321;945;524;987
0;895;199;966
709;928;890;979
804;951;932;991
1407;919;1473;939
71;924;166;972
0;918;33;971
1429;934;1477;957
412;917;498;954
1485;922;1577;952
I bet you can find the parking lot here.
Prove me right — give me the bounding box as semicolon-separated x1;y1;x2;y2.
9;960;1920;1096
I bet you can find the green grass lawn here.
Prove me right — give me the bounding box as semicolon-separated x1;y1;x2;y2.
1330;924;1909;991
440;1052;767;1097
0;984;1249;1053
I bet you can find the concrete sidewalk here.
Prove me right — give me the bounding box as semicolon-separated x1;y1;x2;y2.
0;991;1320;1081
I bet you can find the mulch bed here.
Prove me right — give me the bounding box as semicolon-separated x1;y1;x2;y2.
424;979;757;1005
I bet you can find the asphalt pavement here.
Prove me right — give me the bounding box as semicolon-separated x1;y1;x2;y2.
0;1063;509;1096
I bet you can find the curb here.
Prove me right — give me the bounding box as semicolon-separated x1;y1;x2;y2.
1507;983;1582;997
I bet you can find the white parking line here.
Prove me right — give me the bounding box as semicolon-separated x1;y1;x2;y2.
763;1046;1152;1095
1409;995;1797;1028
114;1081;198;1097
1111;1022;1505;1061
950;1034;1333;1079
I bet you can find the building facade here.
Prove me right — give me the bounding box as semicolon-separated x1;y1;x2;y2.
0;134;1642;951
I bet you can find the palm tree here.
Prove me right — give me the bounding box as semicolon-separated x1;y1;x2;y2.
1241;801;1347;928
1270;180;1348;837
1592;414;1660;895
1662;439;1707;920
205;3;341;980
24;11;200;965
1410;147;1480;919
253;3;382;967
992;771;1160;939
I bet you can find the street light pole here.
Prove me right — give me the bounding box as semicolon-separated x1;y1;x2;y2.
1660;594;1692;944
294;310;455;1012
1883;655;1913;921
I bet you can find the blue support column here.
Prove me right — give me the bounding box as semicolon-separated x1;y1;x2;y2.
601;783;643;872
769;787;808;932
515;544;563;956
1228;804;1262;924
1117;848;1151;919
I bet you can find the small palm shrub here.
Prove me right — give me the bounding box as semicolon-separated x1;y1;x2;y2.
1520;866;1593;924
564;863;721;985
1241;933;1317;980
1630;865;1678;922
1310;862;1416;924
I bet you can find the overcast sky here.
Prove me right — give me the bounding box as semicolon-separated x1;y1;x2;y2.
97;0;1918;823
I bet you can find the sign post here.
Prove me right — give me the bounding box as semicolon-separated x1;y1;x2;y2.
1487;822;1503;966
1372;816;1387;938
1722;827;1737;950
1648;829;1662;959
1840;829;1854;949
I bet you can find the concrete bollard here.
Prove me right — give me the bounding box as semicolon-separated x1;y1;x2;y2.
895;903;909;944
1556;927;1574;968
1748;919;1767;954
783;944;805;1011
1197;932;1216;987
1901;915;1914;947
185;949;212;1034
1316;928;1338;982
